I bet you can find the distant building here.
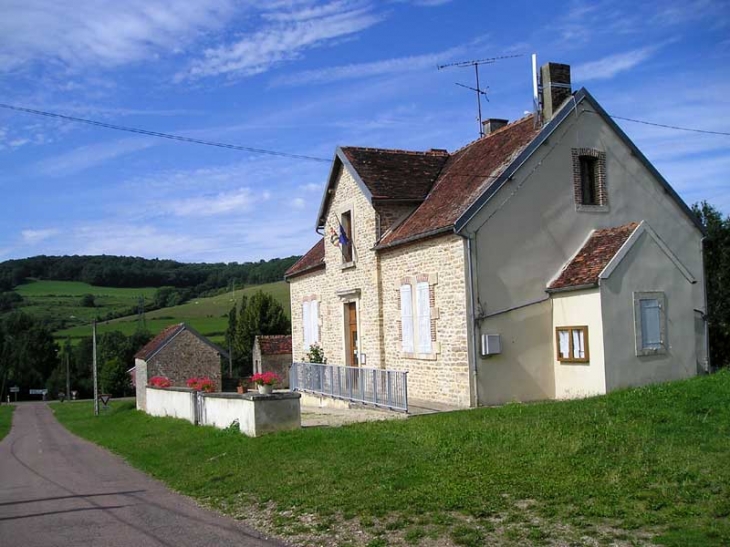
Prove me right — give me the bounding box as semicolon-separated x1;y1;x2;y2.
133;323;227;411
253;334;293;388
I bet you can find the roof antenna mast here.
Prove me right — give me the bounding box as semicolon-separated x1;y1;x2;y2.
438;54;525;137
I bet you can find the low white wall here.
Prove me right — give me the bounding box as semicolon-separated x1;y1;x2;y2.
145;387;196;423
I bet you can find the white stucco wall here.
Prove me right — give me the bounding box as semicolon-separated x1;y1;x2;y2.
145;387;196;423
552;289;607;399
466;100;705;405
600;230;698;390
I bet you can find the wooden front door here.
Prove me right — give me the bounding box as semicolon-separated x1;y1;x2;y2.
346;302;358;368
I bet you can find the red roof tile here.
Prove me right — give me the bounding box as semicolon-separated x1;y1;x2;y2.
258;334;292;355
341;147;449;201
135;323;185;360
284;239;325;279
378;115;541;248
549;222;639;290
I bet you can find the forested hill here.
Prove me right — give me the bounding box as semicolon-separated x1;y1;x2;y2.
0;254;300;293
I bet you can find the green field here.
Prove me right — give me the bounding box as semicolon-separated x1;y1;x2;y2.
13;280;156;331
0;405;14;441
54;281;290;344
53;372;730;547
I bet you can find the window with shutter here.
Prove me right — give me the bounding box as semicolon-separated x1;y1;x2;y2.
310;300;319;345
416;282;432;353
400;284;414;353
634;292;666;355
555;326;589;363
302;300;311;349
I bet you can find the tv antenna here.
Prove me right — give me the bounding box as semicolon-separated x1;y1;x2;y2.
438;54;525;137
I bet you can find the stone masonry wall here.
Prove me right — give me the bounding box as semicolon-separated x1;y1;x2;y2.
375;203;417;238
380;234;471;407
290;165;384;368
146;330;222;391
289;167;471;407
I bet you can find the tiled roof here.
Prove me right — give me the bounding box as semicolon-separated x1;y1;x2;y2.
340;147;449;201
378;114;541;248
284;239;325;279
258;334;292;355
135;323;185;360
548;222;639;290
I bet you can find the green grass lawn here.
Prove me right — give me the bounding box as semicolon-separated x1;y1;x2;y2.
52;372;730;546
53;280;289;345
13;280;156;331
0;405;14;441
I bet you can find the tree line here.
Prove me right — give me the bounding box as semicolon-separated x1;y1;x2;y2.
0;254;300;293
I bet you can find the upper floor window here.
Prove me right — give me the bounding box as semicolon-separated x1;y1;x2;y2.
340;210;353;263
572;148;607;209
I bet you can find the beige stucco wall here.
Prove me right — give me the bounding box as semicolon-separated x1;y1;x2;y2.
380;234;471;407
600;230;698;390
135;358;147;411
552;289;607;399
466;100;705;405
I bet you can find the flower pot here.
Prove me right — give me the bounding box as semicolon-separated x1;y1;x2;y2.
257;384;273;395
236;386;244;394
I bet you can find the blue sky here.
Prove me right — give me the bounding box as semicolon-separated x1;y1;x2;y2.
1;0;728;263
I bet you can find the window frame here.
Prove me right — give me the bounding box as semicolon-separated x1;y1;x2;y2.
555;325;590;363
572;148;608;211
633;291;667;356
579;155;598;205
398;276;438;358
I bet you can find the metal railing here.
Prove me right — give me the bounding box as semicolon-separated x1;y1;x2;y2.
290;362;408;412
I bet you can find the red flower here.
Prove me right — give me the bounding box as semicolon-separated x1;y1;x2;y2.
186;377;215;393
149;376;171;388
251;372;280;386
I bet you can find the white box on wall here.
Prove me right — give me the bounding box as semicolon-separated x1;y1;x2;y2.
480;334;501;357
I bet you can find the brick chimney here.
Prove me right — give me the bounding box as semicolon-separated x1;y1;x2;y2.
540;62;571;122
482;118;508;135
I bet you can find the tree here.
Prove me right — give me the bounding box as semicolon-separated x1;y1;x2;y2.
100;357;131;396
693;201;730;369
231;291;290;377
80;293;96;307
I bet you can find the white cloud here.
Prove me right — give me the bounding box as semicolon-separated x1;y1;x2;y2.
21;228;58;244
301;182;322;192
166;187;255;217
34;137;156;176
271;46;463;87
0;0;235;72
177;1;382;81
573;46;658;82
292;197;306;209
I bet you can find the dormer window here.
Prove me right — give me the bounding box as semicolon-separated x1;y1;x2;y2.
572;148;607;210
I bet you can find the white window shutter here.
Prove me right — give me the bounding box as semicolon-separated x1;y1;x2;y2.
640;299;661;349
400;285;413;353
311;300;319;344
302;301;311;349
416;282;432;353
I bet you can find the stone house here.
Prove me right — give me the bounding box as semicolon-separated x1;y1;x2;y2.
134;323;227;411
285;61;708;409
252;334;293;388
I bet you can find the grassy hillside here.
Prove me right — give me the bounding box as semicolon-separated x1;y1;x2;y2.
54;280;290;344
13;280;156;330
54;372;730;546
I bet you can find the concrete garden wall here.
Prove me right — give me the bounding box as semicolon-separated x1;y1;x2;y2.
144;387;301;437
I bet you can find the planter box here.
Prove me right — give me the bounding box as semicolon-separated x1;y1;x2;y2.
201;391;301;437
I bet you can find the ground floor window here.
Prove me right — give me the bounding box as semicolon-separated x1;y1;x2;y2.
302;298;319;350
556;326;589;363
633;291;667;355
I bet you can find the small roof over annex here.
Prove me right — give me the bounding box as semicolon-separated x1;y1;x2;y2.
256;334;292;355
284;238;325;279
135;323;228;361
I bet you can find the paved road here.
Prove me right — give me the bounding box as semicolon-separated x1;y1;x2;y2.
0;403;286;547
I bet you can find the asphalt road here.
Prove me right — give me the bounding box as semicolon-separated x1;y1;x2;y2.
0;403;286;547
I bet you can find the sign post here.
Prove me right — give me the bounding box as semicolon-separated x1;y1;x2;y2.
10;386;19;402
92;320;99;416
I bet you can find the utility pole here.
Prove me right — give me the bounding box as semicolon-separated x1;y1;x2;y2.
65;338;71;401
438;54;525;137
92;320;99;416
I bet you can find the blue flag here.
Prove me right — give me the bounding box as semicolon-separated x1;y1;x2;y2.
339;223;349;246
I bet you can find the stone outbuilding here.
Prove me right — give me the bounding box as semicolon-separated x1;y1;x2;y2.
134;323;227;411
285;60;708;409
253;335;293;388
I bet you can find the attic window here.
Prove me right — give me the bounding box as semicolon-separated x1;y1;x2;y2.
572;148;607;210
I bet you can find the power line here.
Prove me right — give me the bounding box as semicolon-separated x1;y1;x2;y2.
610;115;730;136
0;102;331;163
